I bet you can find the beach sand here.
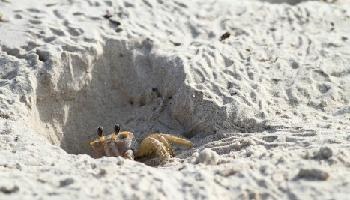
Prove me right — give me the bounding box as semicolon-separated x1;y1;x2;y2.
0;0;349;199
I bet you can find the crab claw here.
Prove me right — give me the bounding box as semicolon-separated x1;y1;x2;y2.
114;123;120;133
97;126;104;137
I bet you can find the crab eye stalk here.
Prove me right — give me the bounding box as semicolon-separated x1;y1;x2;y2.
114;123;120;133
97;126;104;137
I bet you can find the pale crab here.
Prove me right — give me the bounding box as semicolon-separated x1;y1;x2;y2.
89;124;193;162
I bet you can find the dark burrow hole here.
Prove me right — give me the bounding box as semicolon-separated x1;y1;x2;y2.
32;40;193;161
36;49;49;62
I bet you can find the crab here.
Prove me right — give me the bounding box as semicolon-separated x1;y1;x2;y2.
89;124;193;162
89;124;134;159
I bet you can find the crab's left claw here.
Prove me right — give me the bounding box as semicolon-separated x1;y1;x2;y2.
123;150;134;160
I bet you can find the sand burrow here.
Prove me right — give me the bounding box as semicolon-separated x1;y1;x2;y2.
31;39;192;155
29;39;266;155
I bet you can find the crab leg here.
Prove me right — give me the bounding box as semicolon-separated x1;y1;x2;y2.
135;137;171;160
154;135;174;157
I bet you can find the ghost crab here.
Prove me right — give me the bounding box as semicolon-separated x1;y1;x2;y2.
89;124;134;159
89;124;193;162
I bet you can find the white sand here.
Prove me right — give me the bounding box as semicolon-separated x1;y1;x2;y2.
0;0;350;199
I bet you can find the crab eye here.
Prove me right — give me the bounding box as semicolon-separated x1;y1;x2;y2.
97;126;103;137
114;123;120;133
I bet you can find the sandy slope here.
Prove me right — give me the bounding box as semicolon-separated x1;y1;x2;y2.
0;0;350;199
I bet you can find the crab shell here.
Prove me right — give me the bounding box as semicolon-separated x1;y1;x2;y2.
89;131;134;159
113;131;134;155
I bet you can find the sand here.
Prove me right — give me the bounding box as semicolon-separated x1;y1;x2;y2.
0;0;350;199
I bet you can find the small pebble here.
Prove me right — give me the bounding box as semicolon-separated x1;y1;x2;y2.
95;168;107;178
296;168;329;181
59;178;74;187
0;185;19;194
109;19;121;26
219;32;230;41
103;10;112;19
196;148;219;165
115;27;123;32
15;163;22;170
262;135;277;142
313;147;333;160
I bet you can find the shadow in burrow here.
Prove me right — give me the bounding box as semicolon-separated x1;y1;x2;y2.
33;39;198;157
